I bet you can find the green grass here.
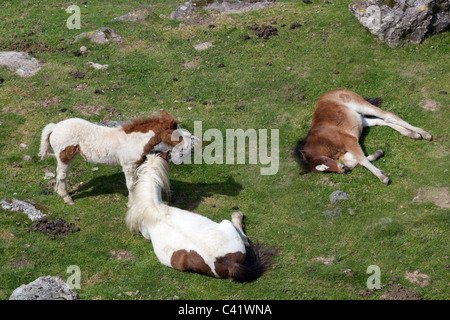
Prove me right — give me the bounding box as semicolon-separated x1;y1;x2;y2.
0;0;449;300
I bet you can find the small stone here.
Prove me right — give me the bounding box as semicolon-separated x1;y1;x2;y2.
44;172;55;180
194;41;213;51
329;190;349;204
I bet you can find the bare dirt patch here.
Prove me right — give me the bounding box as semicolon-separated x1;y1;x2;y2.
413;186;450;209
419;87;441;111
380;284;422;300
311;256;335;265
109;250;135;261
405;270;430;287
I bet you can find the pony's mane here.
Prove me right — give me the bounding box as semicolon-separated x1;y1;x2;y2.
121;115;177;134
135;154;170;193
293;133;311;173
126;154;170;234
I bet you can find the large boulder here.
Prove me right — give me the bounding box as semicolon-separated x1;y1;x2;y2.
349;0;450;47
0;51;42;76
9;276;79;300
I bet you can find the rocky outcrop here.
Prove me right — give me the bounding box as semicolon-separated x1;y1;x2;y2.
9;276;79;300
349;0;450;47
0;51;42;76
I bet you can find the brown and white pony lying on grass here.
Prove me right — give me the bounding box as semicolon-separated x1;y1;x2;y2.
39;110;196;205
294;89;432;184
126;154;276;282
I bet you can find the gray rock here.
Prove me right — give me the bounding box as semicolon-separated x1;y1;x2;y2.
329;190;349;204
0;51;42;77
1;199;46;221
169;0;275;21
86;61;108;70
44;171;56;180
75;27;121;45
194;41;214;51
9;276;79;300
349;0;450;47
112;6;155;21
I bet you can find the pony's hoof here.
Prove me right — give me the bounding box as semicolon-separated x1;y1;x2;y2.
341;166;350;174
380;176;390;185
64;197;74;205
423;132;433;141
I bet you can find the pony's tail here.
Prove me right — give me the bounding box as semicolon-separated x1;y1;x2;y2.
38;123;56;160
228;243;278;283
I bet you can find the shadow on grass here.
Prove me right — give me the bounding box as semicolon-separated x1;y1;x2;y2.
71;173;243;210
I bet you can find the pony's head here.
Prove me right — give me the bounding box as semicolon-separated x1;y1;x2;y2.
128;110;199;165
293;134;349;174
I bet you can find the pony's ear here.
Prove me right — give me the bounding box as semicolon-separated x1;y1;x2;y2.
160;152;169;160
169;118;178;130
161;109;169;117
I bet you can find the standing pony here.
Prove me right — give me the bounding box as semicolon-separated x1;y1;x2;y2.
126;154;275;282
39;110;196;205
294;89;432;184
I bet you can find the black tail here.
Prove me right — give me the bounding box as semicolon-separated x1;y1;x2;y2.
229;243;278;283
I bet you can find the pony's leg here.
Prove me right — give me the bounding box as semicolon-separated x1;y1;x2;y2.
231;211;250;247
341;149;384;167
55;160;74;204
348;98;432;140
362;117;421;139
123;164;137;208
342;137;390;185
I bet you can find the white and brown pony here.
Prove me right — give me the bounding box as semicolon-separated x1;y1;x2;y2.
126;154;275;282
39;110;196;205
294;89;432;184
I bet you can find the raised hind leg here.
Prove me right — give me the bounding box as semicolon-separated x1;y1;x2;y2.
231;211;250;247
346;94;432;140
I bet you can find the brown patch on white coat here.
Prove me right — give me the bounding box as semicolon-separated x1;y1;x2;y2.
126;155;277;282
38;110;191;206
294;89;432;184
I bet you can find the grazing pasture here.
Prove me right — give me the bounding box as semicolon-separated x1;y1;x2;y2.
0;0;448;300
